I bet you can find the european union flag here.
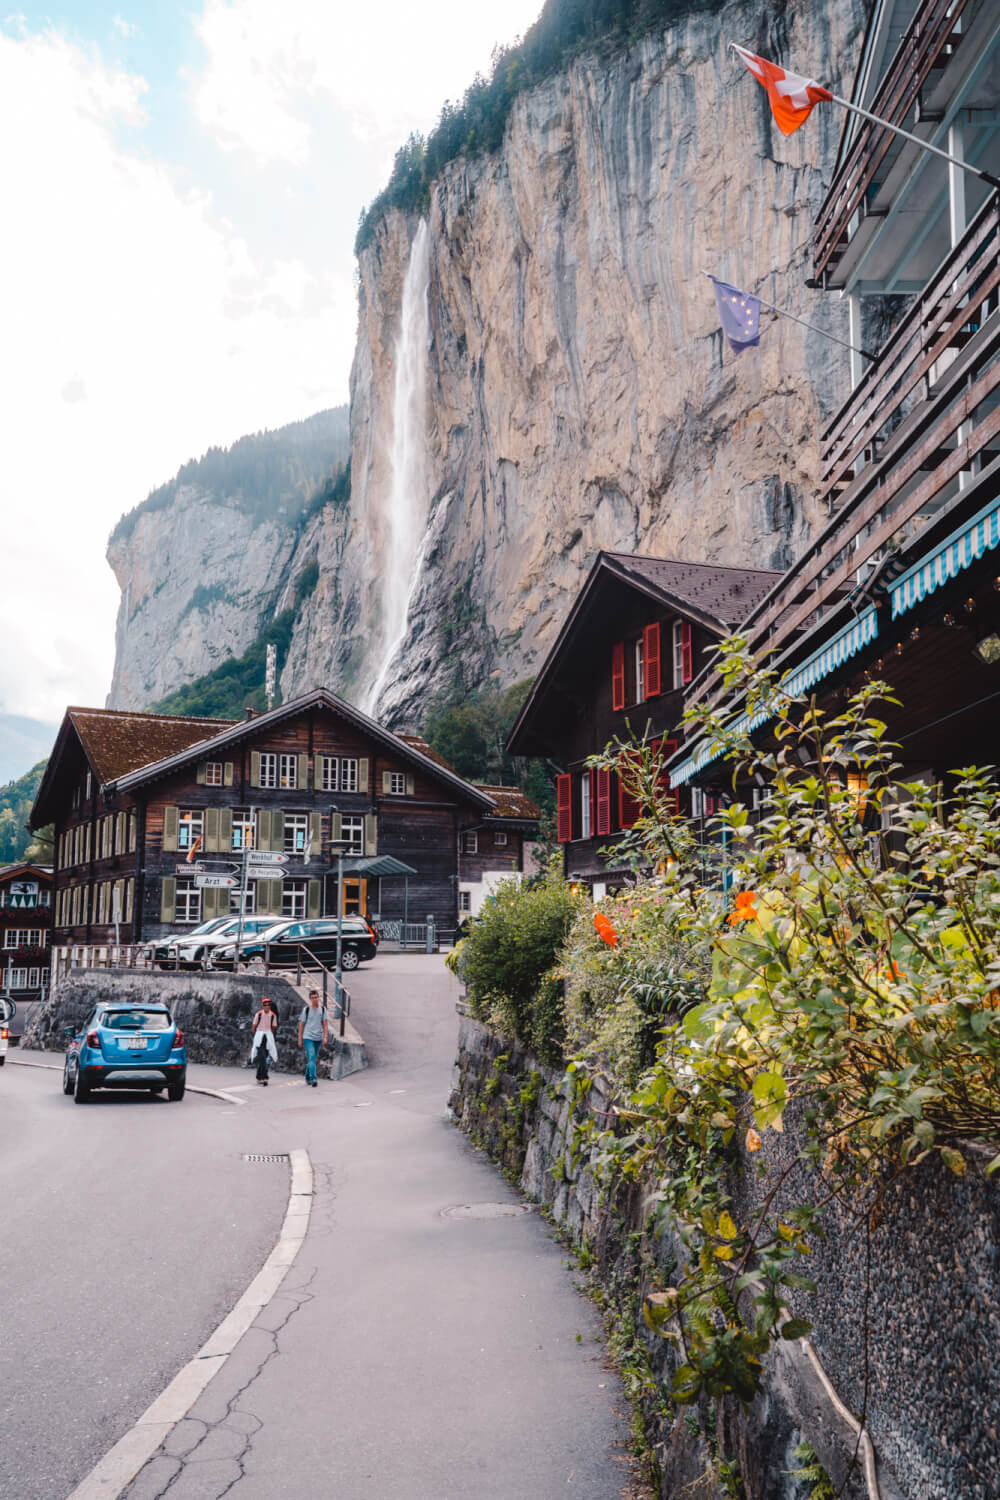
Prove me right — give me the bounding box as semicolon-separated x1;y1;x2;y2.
709;276;761;354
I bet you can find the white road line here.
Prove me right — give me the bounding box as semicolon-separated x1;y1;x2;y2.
7;1056;247;1106
66;1147;313;1500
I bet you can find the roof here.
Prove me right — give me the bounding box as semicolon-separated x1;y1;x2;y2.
0;863;52;882
396;733;457;772
339;855;418;877
473;785;542;821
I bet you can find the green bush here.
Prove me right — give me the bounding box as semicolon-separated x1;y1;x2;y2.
461;861;585;1056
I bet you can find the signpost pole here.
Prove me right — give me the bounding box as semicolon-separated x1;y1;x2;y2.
336;845;344;1029
235;807;253;967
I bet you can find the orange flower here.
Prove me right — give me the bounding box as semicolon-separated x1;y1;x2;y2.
727;890;759;926
593;912;619;948
745;1128;762;1152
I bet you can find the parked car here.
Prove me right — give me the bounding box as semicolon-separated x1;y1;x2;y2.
0;996;11;1064
214;917;378;971
144;916;232;967
62;1005;187;1103
159;915;283;970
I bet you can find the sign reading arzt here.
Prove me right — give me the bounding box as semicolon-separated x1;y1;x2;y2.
195;875;237;890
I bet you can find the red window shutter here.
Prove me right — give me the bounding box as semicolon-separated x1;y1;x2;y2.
611;641;626;711
596;768;611;836
644;623;661;698
681;622;693;685
556;774;572;843
617;753;641;830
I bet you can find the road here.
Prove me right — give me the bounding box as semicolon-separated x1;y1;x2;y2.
3;954;631;1500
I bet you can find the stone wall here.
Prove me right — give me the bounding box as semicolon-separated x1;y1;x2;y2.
23;970;367;1080
450;1012;1000;1500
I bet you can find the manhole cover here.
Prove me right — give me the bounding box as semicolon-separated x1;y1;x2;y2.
242;1153;290;1164
441;1202;533;1220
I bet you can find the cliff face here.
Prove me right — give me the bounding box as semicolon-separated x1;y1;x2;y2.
282;0;865;722
107;408;349;708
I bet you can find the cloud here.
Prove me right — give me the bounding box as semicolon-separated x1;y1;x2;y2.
192;0;544;164
0;26;356;720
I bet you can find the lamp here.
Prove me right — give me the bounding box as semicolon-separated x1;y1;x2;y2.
973;633;1000;666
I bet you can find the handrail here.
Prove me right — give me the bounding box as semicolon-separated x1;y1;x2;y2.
263;941;350;1038
813;0;973;279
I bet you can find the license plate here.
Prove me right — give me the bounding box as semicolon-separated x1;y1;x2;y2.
122;1038;147;1050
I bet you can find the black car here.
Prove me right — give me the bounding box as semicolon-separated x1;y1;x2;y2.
216;917;378;971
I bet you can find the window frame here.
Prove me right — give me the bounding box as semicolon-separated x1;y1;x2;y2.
177;809;205;852
278;753;298;790
341;816;364;856
494;830;508;847
282;879;308;919
259;752;278;789
175;877;202;924
340;758;359;793
634;637;645;704
232;809;257;851
204;761;224;787
318;755;338;793
462;831;478;855
579;770;592;840
283;812;309;855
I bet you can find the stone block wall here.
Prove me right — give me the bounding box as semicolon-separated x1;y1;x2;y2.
451;1012;1000;1500
23;970;367;1080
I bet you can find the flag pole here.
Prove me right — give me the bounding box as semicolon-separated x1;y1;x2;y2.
828;91;1000;193
702;272;876;360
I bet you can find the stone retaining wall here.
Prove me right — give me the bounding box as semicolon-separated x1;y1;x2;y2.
450;1013;1000;1500
23;970;367;1080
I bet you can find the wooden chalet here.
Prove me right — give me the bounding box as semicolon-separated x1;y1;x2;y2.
506;552;782;894
30;691;498;946
457;784;542;915
0;862;52;1032
671;0;1000;800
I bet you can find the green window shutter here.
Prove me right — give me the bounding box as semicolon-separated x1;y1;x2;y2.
298;753;308;790
116;812;125;850
160;877;176;923
331;812;342;843
364;814;378;856
263;879;282;916
307;879;321;918
196;763;206;786
405;773;415;796
271;810;285;852
223;762;234;787
218;808;233;851
382;771;392;794
250;751;261;788
201;886;217;918
257;810;272;852
309;813;322;856
162;806;178;852
204;808;220;853
358;758;369;793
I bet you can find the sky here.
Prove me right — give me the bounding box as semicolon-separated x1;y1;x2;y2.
0;0;543;736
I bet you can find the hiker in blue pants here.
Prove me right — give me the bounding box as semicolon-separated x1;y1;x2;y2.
298;988;328;1087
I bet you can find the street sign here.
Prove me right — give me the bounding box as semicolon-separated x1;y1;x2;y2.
195;875;237;890
247;851;289;866
248;866;286;881
176;862;205;874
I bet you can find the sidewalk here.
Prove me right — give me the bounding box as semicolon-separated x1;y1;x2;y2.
117;953;633;1499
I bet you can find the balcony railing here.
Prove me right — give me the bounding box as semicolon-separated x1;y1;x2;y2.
689;191;1000;705
813;0;974;282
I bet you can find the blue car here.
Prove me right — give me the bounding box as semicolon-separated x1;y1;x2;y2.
63;1005;187;1103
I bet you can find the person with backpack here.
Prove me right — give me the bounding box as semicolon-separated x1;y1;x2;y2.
251;996;278;1085
298;988;328;1087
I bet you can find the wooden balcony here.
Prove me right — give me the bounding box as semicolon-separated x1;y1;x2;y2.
689;191;1000;706
813;0;975;285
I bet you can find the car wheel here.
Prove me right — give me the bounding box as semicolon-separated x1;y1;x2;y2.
63;1060;74;1095
73;1066;91;1104
168;1078;186;1102
341;948;360;971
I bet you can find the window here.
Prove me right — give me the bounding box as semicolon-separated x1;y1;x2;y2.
673;620;693;687
634;638;645;704
318;755;338;792
282;879;307;918
205;761;223;786
230;885;256;914
259;753;278;789
494;831;508;847
579;771;591;840
232;810;257;850
388;771;406;795
128;813;137;852
284;813;309;854
7;969;27;989
101;815;113;859
279;754;298;789
27;968;40;989
175;878;201;924
85;771;92;800
340;758;358;793
341;816;364;855
459;891;471;912
4;929;42;948
177;810;204;852
462;831;478;854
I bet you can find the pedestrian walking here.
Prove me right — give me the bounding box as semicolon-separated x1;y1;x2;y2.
251;996;278;1085
298;988;328;1087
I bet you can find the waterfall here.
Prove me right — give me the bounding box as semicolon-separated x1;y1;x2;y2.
365;219;431;717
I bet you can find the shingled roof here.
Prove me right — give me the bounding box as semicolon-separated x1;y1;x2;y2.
601;553;784;629
473;785;542;820
69;707;237;785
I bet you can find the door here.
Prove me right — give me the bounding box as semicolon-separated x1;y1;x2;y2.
327;877;367;916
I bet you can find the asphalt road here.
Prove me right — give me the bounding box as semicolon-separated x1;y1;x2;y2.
5;955;631;1500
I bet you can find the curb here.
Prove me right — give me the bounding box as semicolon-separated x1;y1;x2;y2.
66;1148;313;1499
6;1055;247;1106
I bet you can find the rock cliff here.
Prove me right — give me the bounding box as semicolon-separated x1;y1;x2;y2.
281;0;865;722
107;408;349;708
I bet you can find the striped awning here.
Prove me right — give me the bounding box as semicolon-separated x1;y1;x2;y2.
891;493;1000;619
670;605;879;786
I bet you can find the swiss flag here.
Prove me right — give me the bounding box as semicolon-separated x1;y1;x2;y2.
733;44;832;135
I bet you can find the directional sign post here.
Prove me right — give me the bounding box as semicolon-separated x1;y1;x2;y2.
194;875;237;890
248;866;286;881
247;851;289;866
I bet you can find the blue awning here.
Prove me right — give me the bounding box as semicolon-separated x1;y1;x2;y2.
890;492;1000;620
670;605;879;786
